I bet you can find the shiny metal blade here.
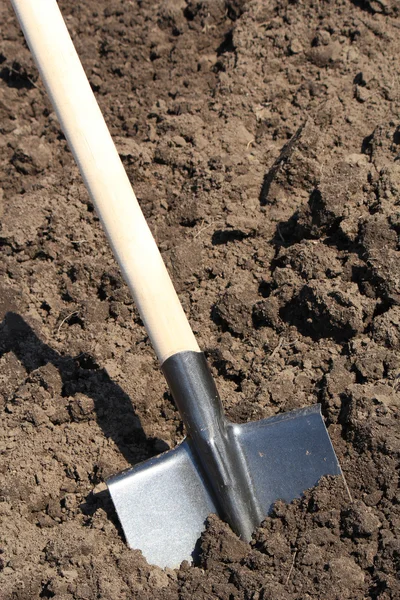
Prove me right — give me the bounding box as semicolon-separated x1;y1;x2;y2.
235;405;341;515
108;405;341;568
107;439;217;568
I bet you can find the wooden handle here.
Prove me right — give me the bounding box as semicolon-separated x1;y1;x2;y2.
11;0;200;364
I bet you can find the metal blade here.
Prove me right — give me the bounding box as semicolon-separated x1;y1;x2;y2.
107;440;217;568
235;404;341;515
108;405;341;568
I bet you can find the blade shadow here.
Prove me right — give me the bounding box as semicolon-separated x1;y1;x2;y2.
0;312;168;467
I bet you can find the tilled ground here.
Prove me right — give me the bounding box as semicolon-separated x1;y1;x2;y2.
0;0;399;598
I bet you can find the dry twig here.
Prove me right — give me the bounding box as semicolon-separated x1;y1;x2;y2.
285;549;298;585
57;310;79;336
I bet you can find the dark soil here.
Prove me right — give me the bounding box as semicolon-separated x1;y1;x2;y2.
1;0;399;598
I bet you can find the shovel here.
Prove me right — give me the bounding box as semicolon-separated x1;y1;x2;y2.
12;0;342;569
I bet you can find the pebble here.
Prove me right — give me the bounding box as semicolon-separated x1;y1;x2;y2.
61;569;78;582
171;135;186;147
355;86;370;103
93;481;107;495
347;47;359;62
289;39;303;54
147;570;170;589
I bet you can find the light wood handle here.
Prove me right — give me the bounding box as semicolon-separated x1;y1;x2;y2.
11;0;200;364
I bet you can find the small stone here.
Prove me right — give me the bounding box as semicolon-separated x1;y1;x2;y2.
193;133;208;150
147;569;169;589
318;30;331;45
347;47;359;62
63;493;77;511
308;41;341;67
92;481;107;495
61;569;78;582
355;86;370;103
160;198;169;210
235;123;254;146
171;135;186;147
197;54;217;71
369;0;390;13
164;568;177;581
289;39;303;54
90;74;102;90
37;513;56;528
344;153;369;166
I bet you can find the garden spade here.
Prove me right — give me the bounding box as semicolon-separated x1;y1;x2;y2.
12;0;342;569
